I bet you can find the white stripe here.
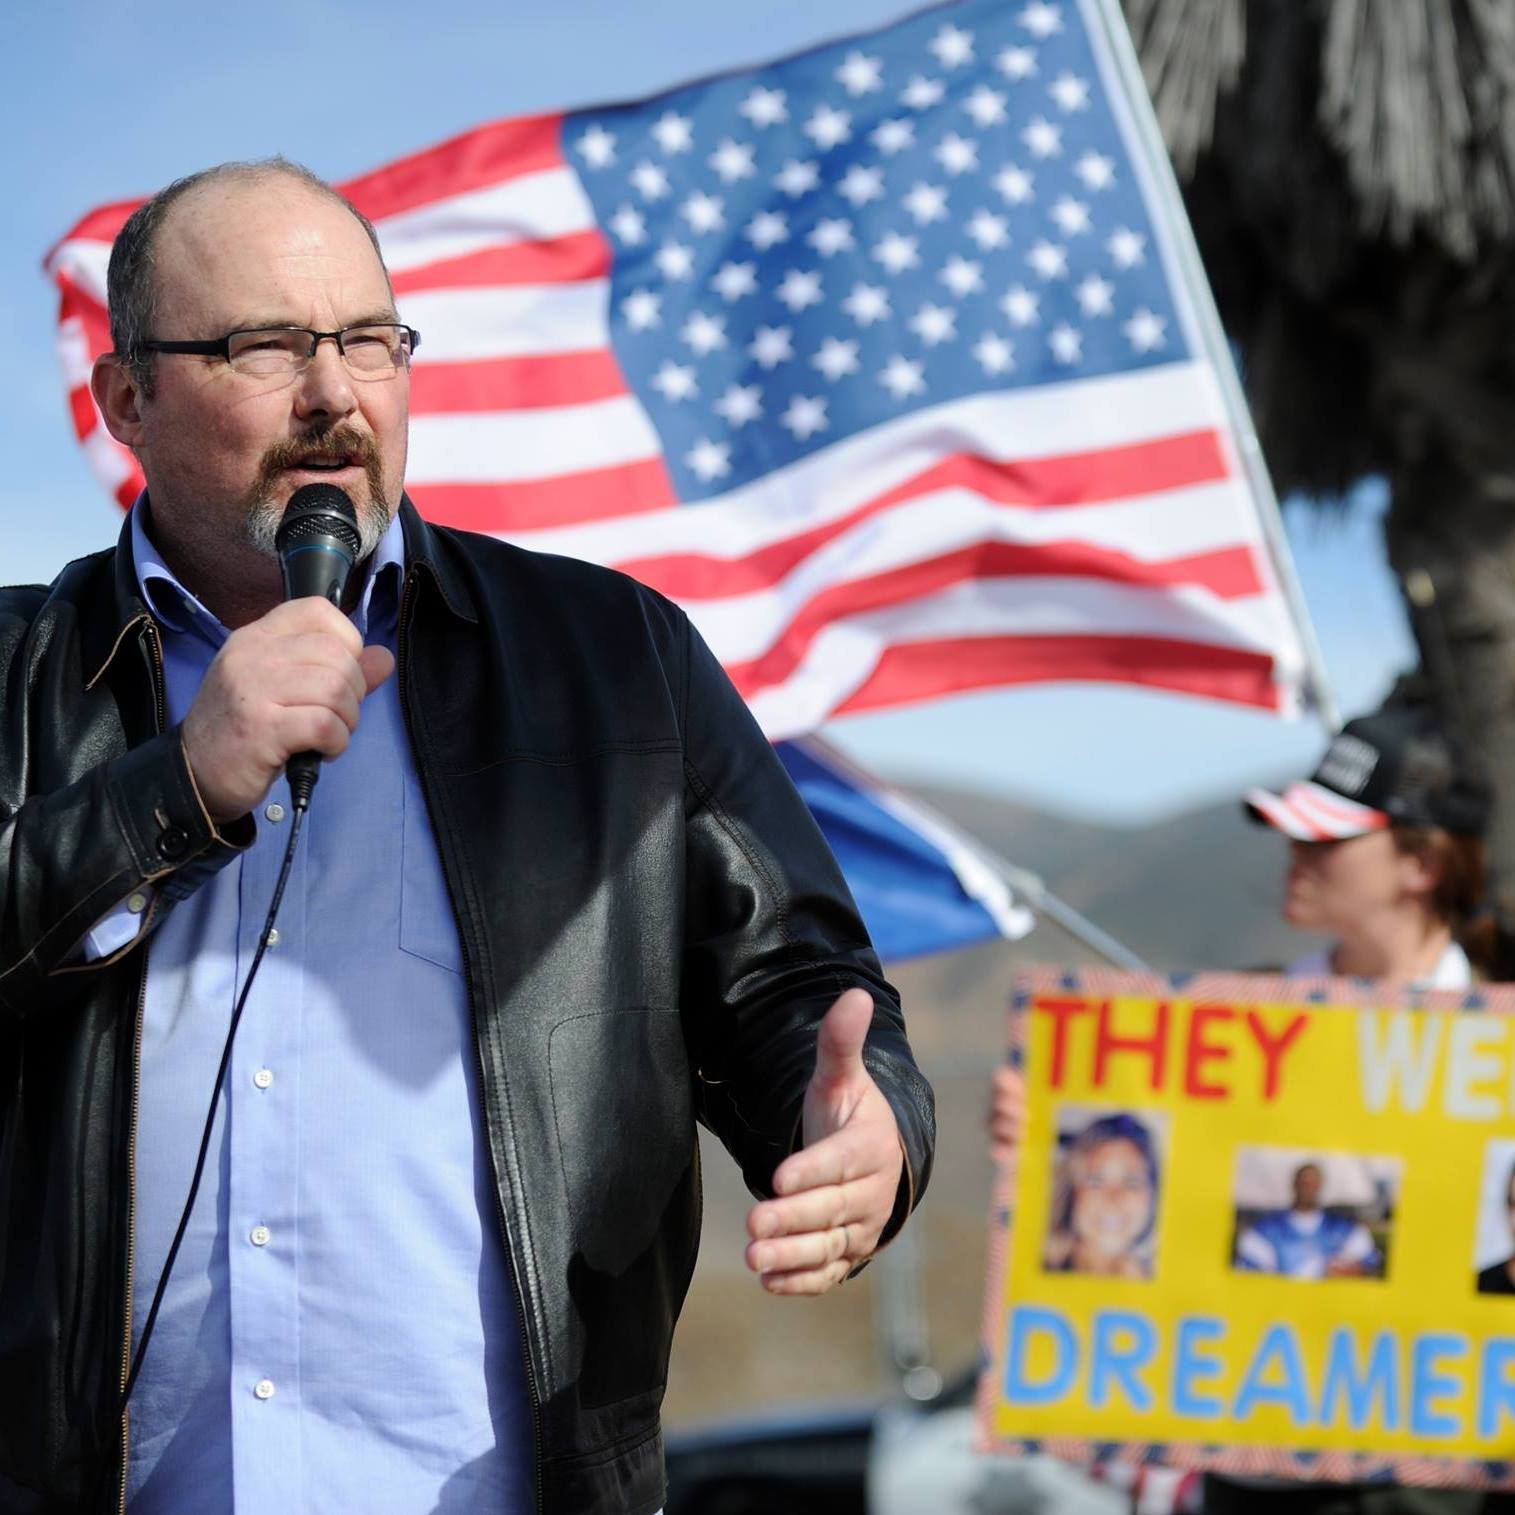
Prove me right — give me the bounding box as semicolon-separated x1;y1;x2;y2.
49;239;110;303
397;280;608;361
374;167;595;273
406;395;659;484
58;316;94;388
82;425;136;493
507;363;1237;562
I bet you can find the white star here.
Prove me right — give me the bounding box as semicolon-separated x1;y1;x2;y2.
749;325;795;369
929;23;975;68
843;282;892;326
835;50;884;96
1027;240;1068;278
812;337;861;381
808;218;855;257
871;118;916;155
1048;323;1082;364
781;393;829;441
940;256;984;297
901;75;946;110
909;302;958;346
739;86;788;128
682;192;726;235
837;164;885;207
684;438;731;483
879;354;926;399
774;159;821;197
1124;307;1168;352
1075;152;1117;191
655;240;695;280
964;85;1009;127
934;133;979;176
804;105;853;151
998;45;1038;79
620;289;661;331
994;165;1035;203
708;138;756;184
902;182;949;226
651;111;694;154
609;205;647;246
1050;72;1091;112
873;231;922;274
1001;284;1040;326
575;124;616;169
1109;227;1148;267
1019;1;1063;37
651;361;698;402
1050;196;1091;235
776;269;824;313
973;332;1015;375
1075;275;1115;316
745;210;790;251
966;210;1010;250
630;160;670;201
1022;117;1062;157
680;310;727;355
711;261;758;300
715;383;764;427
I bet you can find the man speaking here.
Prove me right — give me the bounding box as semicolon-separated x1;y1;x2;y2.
0;160;934;1514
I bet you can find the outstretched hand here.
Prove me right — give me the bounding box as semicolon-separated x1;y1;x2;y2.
744;987;905;1296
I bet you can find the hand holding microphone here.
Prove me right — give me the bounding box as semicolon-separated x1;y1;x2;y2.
181;485;394;822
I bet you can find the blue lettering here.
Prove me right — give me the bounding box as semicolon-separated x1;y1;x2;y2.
1090;1310;1156;1411
1004;1305;1078;1407
1234;1324;1312;1426
1319;1329;1399;1432
1479;1340;1515;1439
1172;1316;1225;1419
1410;1335;1466;1439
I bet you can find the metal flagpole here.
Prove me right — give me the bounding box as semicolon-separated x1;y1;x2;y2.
1083;0;1342;734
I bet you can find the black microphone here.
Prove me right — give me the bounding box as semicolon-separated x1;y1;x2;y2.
275;483;362;811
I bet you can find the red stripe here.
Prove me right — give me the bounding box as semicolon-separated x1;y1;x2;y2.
390;229;609;293
825;635;1281;716
408;457;676;533
616;434;1231;596
46;198;143;265
716;541;1264;695
56;272;112;355
410;351;627;412
70;386;97;440
338;113;565;223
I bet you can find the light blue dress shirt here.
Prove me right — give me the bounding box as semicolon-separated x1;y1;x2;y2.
121;502;533;1513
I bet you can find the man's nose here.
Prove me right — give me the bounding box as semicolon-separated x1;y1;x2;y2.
293;336;358;420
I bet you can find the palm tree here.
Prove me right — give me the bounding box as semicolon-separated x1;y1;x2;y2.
1120;0;1515;916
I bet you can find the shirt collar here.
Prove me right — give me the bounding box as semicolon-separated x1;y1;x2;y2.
129;497;406;645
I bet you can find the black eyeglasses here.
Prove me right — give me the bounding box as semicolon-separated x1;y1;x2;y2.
139;323;420;378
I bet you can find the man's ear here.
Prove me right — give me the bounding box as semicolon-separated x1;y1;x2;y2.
91;354;147;448
1397;844;1440;903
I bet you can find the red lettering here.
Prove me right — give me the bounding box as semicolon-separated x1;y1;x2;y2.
1246;1009;1310;1100
1184;1004;1235;1098
1094;999;1170;1091
1036;996;1094;1089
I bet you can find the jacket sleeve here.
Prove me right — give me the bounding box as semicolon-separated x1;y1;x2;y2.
0;725;253;1018
676;611;935;1233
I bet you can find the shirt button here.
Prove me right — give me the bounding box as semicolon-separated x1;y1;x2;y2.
266;928;281;946
253;1068;274;1090
265;803;286;823
250;1225;271;1247
126;892;149;915
253;1378;276;1401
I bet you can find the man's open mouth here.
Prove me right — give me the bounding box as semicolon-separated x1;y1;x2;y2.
290;454;359;472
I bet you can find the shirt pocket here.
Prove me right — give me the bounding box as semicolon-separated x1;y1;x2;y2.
399;770;465;975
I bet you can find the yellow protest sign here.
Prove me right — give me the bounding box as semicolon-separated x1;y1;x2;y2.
978;968;1515;1488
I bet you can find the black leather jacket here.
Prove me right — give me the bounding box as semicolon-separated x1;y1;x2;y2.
0;500;935;1514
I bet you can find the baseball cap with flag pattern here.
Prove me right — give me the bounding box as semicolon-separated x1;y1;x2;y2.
1244;708;1490;842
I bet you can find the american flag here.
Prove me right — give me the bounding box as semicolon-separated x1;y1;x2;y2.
47;0;1311;739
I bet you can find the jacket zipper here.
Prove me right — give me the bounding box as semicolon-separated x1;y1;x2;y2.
395;573;544;1514
115;621;166;1512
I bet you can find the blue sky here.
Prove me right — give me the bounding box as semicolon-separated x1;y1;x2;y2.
2;0;1413;827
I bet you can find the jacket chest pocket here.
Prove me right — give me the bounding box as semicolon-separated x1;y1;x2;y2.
399;770;465;975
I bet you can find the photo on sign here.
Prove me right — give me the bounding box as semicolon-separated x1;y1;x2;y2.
1229;1147;1401;1282
1042;1104;1167;1280
1473;1140;1515;1296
